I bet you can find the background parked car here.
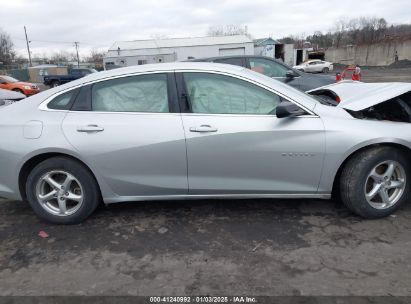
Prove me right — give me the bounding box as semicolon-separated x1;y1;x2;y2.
293;59;334;73
0;75;40;96
0;88;26;107
43;68;97;88
191;56;335;91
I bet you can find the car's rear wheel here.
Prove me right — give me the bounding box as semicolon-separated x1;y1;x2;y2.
26;157;100;224
322;67;329;73
50;80;60;88
340;146;410;218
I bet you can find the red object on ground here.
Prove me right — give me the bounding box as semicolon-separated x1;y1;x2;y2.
38;231;49;238
336;65;361;82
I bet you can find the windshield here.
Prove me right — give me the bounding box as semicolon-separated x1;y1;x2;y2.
1;76;19;83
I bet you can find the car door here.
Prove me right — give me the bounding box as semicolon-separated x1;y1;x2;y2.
309;62;317;72
314;62;324;72
247;57;301;89
177;71;325;195
61;72;188;197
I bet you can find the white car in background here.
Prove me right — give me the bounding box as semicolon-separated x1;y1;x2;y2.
294;60;334;73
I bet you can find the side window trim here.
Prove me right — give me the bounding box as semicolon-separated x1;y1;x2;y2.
71;84;92;111
167;72;180;113
175;72;191;113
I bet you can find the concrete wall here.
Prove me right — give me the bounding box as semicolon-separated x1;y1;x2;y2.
325;40;411;66
104;42;254;67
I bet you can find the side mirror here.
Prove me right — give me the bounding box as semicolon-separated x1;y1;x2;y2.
286;70;296;79
276;101;307;118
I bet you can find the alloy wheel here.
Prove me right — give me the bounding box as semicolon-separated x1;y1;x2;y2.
364;160;406;209
35;170;84;216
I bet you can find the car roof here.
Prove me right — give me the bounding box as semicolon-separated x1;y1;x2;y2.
190;55;283;62
79;62;246;83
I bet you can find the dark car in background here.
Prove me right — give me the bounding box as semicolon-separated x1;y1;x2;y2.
191;56;335;91
43;68;97;88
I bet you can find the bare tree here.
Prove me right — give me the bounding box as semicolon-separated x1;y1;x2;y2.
50;51;70;65
333;18;348;47
86;48;105;68
0;27;15;66
292;16;403;49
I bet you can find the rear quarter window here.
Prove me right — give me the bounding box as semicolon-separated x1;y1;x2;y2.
47;89;80;110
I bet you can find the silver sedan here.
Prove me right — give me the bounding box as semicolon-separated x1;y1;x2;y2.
0;62;410;224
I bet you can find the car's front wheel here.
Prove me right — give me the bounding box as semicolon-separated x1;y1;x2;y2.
322;67;329;73
340;146;410;218
26;157;101;224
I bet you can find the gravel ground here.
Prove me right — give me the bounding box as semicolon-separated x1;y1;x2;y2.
1;197;411;296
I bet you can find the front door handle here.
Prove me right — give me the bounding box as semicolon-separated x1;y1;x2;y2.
77;124;104;133
189;125;218;133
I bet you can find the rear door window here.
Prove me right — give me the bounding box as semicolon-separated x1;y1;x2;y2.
91;74;169;113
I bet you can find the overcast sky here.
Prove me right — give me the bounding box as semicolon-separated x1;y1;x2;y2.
1;0;410;58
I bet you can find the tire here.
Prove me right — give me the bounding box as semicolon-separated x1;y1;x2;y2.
50;80;60;88
26;157;101;224
322;67;329;73
340;146;410;219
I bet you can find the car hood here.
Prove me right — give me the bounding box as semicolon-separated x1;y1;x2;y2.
307;81;411;111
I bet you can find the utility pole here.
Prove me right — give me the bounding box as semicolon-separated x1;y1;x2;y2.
74;42;80;68
24;26;32;67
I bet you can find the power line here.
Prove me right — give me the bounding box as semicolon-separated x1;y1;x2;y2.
12;36;87;45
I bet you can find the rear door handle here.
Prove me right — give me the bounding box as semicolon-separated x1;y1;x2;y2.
189;125;218;133
77;124;104;133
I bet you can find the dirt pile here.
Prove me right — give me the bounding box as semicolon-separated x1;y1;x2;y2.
389;59;411;69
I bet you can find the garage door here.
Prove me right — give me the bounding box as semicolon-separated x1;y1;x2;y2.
218;47;245;56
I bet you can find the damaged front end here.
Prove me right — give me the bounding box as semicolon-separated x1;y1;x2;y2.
307;82;411;123
347;92;411;123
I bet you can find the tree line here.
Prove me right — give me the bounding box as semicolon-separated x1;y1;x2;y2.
280;17;411;48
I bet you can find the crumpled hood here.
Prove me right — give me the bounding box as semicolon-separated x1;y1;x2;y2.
307;81;411;111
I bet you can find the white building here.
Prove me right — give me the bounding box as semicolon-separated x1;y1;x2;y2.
104;35;254;68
